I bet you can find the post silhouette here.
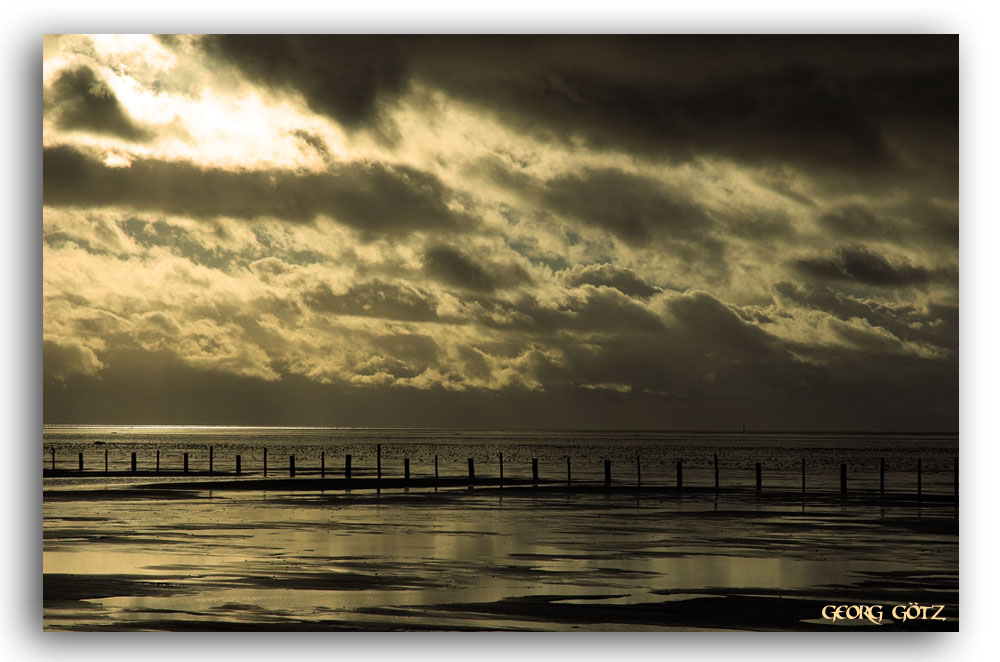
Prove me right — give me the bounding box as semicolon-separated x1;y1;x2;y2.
801;458;806;494
404;458;410;483
263;448;268;477
532;458;539;487
131;452;136;473
755;463;762;492
78;452;83;472
345;454;352;480
104;448;108;473
156;450;160;472
604;460;611;487
636;456;641;487
566;456;572;487
714;453;719;490
50;448;55;470
499;452;504;487
840;463;847;495
676;460;683;489
236;455;241;474
289;455;295;477
320;452;325;478
434;454;438;483
209;446;214;473
954;457;958;503
468;458;475;486
917;458;922;499
183;453;189;473
880;457;885;497
377;444;382;481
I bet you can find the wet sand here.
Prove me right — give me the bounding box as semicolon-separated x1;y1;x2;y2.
43;480;958;631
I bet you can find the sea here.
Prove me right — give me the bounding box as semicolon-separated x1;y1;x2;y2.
42;426;958;494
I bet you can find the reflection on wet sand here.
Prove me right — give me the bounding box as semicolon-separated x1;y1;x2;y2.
43;487;957;631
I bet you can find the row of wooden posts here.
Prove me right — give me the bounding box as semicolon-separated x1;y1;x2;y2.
47;445;958;499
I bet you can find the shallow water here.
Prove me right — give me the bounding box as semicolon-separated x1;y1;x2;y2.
43;483;958;631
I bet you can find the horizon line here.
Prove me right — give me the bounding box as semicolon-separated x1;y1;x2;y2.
41;424;960;435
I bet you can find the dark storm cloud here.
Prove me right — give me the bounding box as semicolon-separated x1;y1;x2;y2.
891;197;960;244
665;292;780;358
422;245;532;293
43;338;102;383
46;65;155;142
43;287;956;431
460;61;894;170
818;201;959;246
201;35;408;134
193;35;955;176
302;280;440;322
792;245;934;287
415;36;954;175
774;282;957;352
42;35;957;432
540;168;712;244
42;342;955;431
818;205;901;240
43;144;473;234
475;157;732;270
502;290;817;407
563;264;661;299
469;288;666;335
370;333;439;366
506;289;955;429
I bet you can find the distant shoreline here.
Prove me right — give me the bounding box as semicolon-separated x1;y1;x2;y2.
41;424;960;436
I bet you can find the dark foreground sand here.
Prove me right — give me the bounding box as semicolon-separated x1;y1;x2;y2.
42;480;958;631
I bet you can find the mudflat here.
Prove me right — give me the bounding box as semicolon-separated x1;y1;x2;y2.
42;482;957;631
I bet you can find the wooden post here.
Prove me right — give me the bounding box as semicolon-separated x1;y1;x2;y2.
714;453;719;490
263;448;268;477
755;462;762;492
131;452;137;473
635;456;640;487
50;447;55;470
434;455;438;483
801;458;806;494
840;463;847;495
183;452;189;473
880;457;885;497
532;458;539;487
104;448;108;473
954;457;959;503
236;455;242;474
156;450;160;472
404;458;410;482
566;456;571;487
345;454;352;480
468;457;475;485
289;455;295;477
499;452;504;487
321;451;325;478
78;452;83;472
209;446;214;473
604;460;611;487
917;458;922;499
676;460;683;489
377;444;382;481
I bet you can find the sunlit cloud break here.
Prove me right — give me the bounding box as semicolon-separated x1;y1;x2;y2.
42;35;957;430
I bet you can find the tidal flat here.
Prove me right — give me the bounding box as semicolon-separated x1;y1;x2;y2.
42;481;957;631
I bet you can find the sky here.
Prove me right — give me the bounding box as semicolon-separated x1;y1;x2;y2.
41;34;958;430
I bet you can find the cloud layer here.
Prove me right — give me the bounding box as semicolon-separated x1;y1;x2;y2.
42;35;958;430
